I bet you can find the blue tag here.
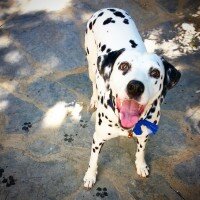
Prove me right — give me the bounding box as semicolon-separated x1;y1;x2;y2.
133;119;159;135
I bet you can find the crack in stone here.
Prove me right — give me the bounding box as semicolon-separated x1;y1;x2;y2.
169;185;185;200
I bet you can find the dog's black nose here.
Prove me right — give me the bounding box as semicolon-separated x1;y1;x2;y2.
127;80;144;99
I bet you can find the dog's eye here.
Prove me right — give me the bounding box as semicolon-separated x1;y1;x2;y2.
119;62;131;72
149;68;160;79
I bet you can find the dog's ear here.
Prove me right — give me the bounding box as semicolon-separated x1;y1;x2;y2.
162;57;181;90
97;48;125;80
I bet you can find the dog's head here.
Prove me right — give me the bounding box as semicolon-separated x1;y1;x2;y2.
97;49;181;129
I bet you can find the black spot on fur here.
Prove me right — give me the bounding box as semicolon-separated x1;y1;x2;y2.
123;19;129;24
140;144;143;148
107;89;115;111
129;40;137;48
150;107;156;113
154;99;158;106
103;17;115;25
105;116;108;119
95;147;98;150
108;124;112;127
98;113;101;118
115;123;118;127
98;12;104;17
86;48;89;54
147;115;152;119
154;120;157;124
144;139;147;142
137;149;140;152
112;98;115;107
104;104;108;109
99;43;101;48
155;80;158;84
85;28;87;34
106;48;111;53
93;139;95;144
98;95;100;100
101;45;106;52
108;8;116;12
98;118;102;125
157;111;160;117
97;56;101;67
93;148;95;153
137;140;139;144
101;96;103;104
99;143;104;153
159;84;162;90
93;19;96;25
102;113;104;117
113;11;125;18
109;120;112;123
99;143;102;146
89;22;93;30
108;133;111;135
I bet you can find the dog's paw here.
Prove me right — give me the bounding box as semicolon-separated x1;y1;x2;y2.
90;96;98;110
135;162;149;177
83;170;97;189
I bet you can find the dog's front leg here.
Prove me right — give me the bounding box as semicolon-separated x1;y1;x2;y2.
135;135;149;177
83;131;105;189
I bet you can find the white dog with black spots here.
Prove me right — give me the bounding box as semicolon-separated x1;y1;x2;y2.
83;8;181;189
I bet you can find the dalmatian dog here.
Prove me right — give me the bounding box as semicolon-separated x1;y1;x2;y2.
83;8;181;189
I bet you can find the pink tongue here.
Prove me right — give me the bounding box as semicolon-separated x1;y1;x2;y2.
120;100;140;128
120;114;139;128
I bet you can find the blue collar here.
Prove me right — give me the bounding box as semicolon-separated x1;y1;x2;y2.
133;119;158;135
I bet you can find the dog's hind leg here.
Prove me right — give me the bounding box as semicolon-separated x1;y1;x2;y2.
90;79;98;109
85;28;98;109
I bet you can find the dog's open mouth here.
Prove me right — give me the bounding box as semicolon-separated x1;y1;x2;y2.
116;98;145;129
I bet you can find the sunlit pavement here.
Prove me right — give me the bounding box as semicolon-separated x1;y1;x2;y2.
0;0;200;199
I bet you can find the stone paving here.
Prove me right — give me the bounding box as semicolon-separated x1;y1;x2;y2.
0;0;200;199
